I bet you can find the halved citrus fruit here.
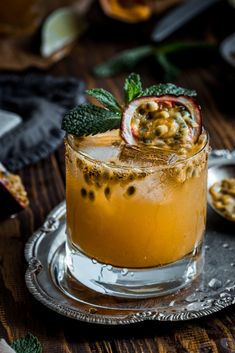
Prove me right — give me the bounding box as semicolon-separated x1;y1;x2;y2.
121;95;202;151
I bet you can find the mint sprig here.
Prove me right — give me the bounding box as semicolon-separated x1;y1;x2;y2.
62;104;120;136
86;88;121;113
11;333;42;353
124;73;142;103
142;83;196;97
62;73;197;137
123;74;196;102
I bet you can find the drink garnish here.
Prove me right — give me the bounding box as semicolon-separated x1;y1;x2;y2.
62;73;201;153
121;95;201;151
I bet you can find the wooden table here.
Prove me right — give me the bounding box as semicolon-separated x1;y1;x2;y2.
1;1;235;352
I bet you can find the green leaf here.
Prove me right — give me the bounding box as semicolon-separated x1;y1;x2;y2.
155;41;216;56
62;104;121;137
155;53;180;80
124;73;143;103
86;88;121;113
93;46;153;77
11;333;42;353
142;83;197;97
93;41;215;79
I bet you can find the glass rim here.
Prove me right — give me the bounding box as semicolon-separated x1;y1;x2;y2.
66;129;209;172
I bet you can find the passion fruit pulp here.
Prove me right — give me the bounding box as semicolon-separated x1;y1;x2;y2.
0;165;29;220
121;95;202;151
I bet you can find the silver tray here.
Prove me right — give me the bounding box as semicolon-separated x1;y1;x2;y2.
24;150;235;325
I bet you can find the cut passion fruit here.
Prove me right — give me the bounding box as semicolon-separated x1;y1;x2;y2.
0;164;29;220
121;95;202;152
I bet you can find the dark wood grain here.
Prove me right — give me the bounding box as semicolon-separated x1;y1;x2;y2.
1;1;235;352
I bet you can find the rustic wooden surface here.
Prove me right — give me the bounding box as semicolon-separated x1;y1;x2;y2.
1;1;235;352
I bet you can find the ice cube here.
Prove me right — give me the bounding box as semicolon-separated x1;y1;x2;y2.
118;144;179;167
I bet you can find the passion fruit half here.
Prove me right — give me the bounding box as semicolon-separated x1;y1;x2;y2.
121;95;202;151
0;164;29;220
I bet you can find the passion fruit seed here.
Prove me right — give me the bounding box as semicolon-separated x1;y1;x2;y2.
155;125;168;137
167;122;178;137
80;188;87;198
144;102;159;112
126;185;136;196
104;186;111;200
89;190;95;201
159;110;170;119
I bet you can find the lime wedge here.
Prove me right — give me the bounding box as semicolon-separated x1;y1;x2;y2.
41;7;86;58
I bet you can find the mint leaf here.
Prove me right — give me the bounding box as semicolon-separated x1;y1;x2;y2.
124;73;143;103
93;46;153;77
11;333;42;353
62;104;121;137
86;88;121;113
142;83;197;97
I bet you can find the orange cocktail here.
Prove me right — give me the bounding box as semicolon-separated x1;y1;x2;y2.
65;130;208;266
63;73;209;297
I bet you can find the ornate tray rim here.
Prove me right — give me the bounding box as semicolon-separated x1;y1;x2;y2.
24;149;235;325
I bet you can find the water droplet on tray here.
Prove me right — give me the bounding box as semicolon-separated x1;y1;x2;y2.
231;263;235;267
107;265;112;270
92;259;97;264
121;268;128;276
222;243;229;248
208;278;222;290
202;299;214;308
205;245;210;250
186;294;198;302
187;302;203;311
186;292;206;303
220;292;231;298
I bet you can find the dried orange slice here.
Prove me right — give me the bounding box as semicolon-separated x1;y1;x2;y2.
121;95;202;150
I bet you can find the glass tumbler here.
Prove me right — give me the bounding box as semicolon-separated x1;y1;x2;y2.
65;131;209;298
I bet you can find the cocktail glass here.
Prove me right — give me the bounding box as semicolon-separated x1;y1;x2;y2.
65;130;209;298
